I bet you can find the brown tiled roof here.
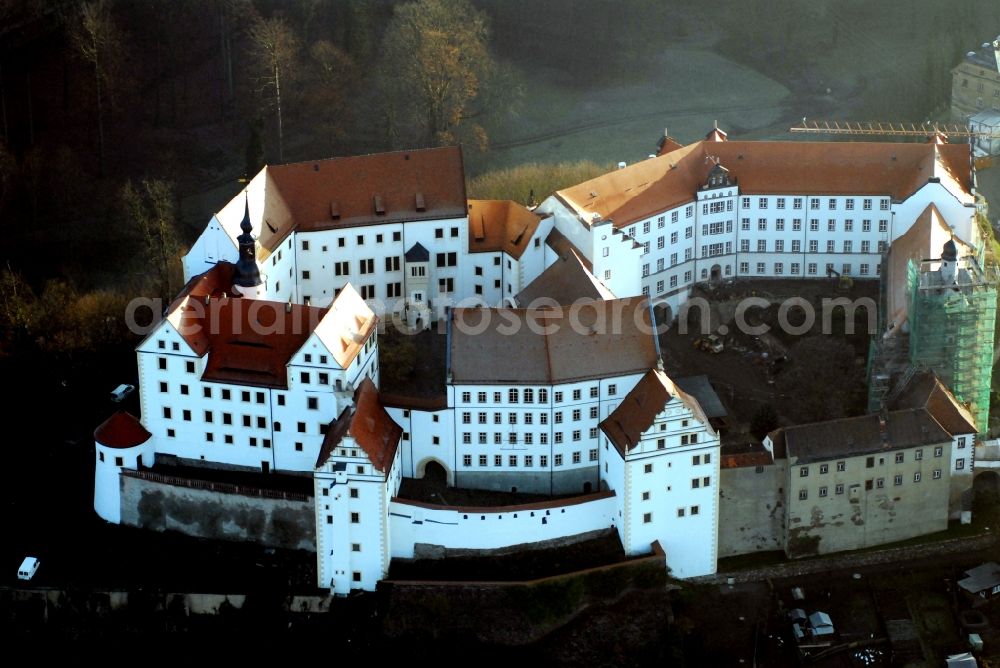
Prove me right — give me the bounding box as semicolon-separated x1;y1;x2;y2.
783;408;951;464
559;140;973;230
165;263;327;388
94;411;152;449
449;298;657;385
316;378;401;474
267;146;466;236
545;227;592;270
515;250;613;307
466;199;543;260
721;451;774;469
890;370;978;435
600;369;714;456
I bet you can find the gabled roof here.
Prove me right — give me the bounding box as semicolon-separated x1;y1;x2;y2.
600;369;714;456
404;242;429;262
316;378;402;475
890;370;978;435
466;199;543;260
449;298;657;385
164;263;328;388
515;249;614;307
545;227;591;270
310;283;377;369
215;146;467;254
558;139;973;230
782;408;951;464
94;411;152;449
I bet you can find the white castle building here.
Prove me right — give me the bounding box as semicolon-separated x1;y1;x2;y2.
95;129;992;592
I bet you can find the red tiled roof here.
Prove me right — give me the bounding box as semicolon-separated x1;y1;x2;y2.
600;369;714;456
266;146;467;237
94;412;152;449
466;199;543;260
317;378;402;475
166;263;328;388
560;139;973;230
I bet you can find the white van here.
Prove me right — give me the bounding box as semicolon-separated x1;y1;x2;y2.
17;556;40;581
110;384;135;402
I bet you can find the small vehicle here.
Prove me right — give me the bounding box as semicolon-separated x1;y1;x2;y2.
17;556;40;581
110;384;135;402
693;334;724;353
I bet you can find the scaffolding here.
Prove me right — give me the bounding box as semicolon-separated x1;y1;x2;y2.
907;256;998;433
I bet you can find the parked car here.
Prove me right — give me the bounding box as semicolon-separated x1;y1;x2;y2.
17;556;40;581
110;384;135;402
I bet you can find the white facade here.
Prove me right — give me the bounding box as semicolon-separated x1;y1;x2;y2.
600;371;722;578
134;289;379;476
314;435;403;594
539;137;979;318
388;493;618;559
99;136;986;595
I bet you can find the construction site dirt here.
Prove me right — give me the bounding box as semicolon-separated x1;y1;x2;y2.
659;277;880;446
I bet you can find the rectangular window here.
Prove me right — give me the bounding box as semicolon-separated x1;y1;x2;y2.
933;469;942;479
894;474;903;486
798;489;808;500
819;486;828;497
956;458;966;470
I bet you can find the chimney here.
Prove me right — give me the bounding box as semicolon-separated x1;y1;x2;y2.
994;37;1000;73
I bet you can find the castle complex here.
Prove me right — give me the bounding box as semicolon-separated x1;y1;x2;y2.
94;126;997;591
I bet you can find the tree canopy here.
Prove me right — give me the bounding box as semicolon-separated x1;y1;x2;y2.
378;0;516;149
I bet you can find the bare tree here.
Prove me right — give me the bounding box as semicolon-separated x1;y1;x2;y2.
378;0;517;149
247;14;300;162
71;0;125;176
306;39;356;153
121;179;182;299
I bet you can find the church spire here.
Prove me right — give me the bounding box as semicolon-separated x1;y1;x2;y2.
234;194;262;289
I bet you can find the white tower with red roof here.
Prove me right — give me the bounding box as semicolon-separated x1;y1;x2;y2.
94;412;154;523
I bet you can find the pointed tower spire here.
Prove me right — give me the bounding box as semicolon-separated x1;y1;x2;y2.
234;193;262;289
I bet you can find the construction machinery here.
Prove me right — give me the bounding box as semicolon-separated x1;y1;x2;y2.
693;334;724;353
825;265;854;290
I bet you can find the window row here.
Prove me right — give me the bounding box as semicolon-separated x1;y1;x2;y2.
798;470;943;499
460;451;598;467
459;429;601;445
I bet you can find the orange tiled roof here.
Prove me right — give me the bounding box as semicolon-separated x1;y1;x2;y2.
466;199;543;260
94;411;152;449
559;140;973;230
